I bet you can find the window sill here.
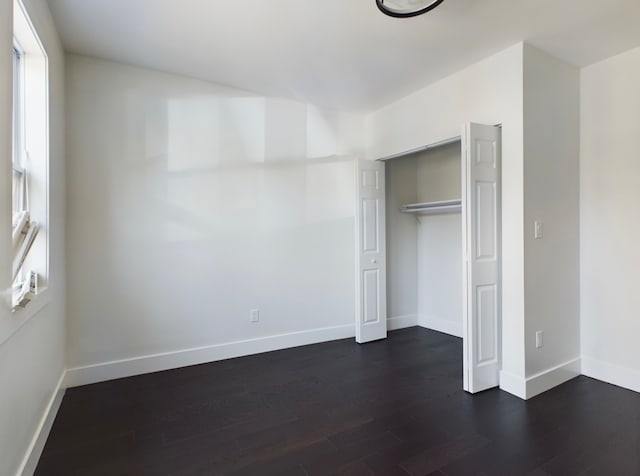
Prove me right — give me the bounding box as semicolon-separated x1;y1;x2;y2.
13;286;50;317
0;288;51;347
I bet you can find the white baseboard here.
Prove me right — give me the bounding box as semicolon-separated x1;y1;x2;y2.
499;370;527;399
582;356;640;394
17;371;66;476
500;358;581;400
525;358;581;399
417;315;462;338
387;314;418;330
64;324;355;388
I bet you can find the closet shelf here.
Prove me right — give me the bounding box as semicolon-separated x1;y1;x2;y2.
400;199;462;216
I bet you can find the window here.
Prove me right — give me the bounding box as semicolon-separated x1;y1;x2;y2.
12;45;25;216
11;0;49;311
11;43;38;309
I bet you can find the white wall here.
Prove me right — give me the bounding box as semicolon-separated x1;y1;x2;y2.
385;143;462;336
366;43;527;382
416;143;462;337
417;214;462;337
415;143;461;203
0;0;66;474
385;156;418;324
581;46;640;392
522;45;581;381
65;55;364;383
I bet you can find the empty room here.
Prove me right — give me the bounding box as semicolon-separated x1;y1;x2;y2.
2;0;640;474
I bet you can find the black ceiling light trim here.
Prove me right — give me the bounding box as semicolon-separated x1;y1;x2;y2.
376;0;445;18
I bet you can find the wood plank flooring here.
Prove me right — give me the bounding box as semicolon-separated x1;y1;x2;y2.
35;328;640;475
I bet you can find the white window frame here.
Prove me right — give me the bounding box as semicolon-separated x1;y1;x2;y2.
12;44;26;217
9;0;50;313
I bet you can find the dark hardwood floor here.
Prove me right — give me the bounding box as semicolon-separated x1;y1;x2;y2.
35;328;640;475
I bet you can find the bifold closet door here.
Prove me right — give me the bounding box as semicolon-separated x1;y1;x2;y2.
462;123;501;393
355;159;387;343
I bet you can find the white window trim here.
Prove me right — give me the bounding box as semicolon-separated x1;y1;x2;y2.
9;0;50;315
12;43;28;219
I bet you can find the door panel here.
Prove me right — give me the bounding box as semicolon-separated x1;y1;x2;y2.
475;181;497;260
463;123;501;393
363;269;380;323
356;159;387;343
476;284;498;364
362;199;379;253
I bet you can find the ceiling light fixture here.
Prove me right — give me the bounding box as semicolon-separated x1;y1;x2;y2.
376;0;445;18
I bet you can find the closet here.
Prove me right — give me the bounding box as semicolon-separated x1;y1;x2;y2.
354;123;501;394
386;140;463;339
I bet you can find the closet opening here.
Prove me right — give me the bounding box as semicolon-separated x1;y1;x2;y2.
355;123;502;393
386;139;464;340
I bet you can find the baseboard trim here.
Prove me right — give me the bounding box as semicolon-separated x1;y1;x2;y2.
499;370;527;399
525;358;581;399
499;358;581;400
64;324;355;388
17;371;66;476
387;314;418;330
417;315;462;338
582;357;640;394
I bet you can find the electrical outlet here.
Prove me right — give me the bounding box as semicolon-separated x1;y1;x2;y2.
250;309;259;323
535;330;544;349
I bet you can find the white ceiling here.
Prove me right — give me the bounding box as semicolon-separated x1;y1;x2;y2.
46;0;640;112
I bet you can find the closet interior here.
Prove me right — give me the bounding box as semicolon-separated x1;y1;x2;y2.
386;139;464;338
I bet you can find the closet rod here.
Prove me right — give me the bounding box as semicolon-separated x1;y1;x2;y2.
400;199;462;216
377;135;461;162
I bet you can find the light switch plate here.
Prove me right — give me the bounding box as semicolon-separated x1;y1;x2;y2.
536;330;544;348
250;309;259;323
534;220;544;239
